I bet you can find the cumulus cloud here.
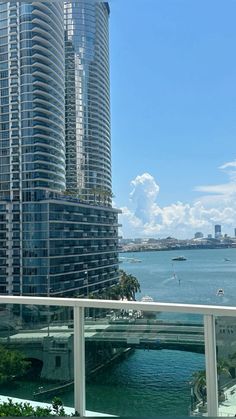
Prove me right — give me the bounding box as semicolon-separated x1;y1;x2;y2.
130;173;160;223
119;162;236;238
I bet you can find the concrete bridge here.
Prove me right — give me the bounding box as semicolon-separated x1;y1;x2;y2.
83;318;205;352
0;319;205;382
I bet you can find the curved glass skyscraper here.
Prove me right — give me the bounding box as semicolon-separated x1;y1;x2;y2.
0;1;65;202
64;1;112;205
0;1;120;298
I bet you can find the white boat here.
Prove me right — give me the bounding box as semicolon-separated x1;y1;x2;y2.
141;296;155;318
119;257;141;263
217;288;224;296
128;258;141;263
141;295;154;303
172;256;187;261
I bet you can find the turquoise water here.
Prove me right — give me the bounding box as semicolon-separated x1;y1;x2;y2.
84;248;235;415
2;248;236;416
123;248;236;306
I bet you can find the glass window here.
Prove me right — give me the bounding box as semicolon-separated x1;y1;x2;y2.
0;45;7;54
0;37;7;45
0;71;8;79
0;79;8;88
1;88;8;96
0;62;7;70
20;4;33;15
0;28;7;37
0;53;8;62
0;20;7;29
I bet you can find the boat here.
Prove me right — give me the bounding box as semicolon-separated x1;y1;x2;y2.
172;256;187;261
119;257;141;263
141;296;155;318
141;295;154;303
224;258;231;262
216;288;224;296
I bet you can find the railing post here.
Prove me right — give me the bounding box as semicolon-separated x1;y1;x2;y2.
204;314;218;417
74;306;86;416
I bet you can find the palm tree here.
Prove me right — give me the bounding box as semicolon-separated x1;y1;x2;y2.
217;359;232;399
119;270;141;301
217;358;231;378
228;352;236;378
192;360;231;406
192;370;207;405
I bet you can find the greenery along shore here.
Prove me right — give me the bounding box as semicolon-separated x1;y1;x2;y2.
87;270;141;301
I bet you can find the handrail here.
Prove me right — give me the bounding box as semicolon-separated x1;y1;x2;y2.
0;295;236;317
0;294;234;416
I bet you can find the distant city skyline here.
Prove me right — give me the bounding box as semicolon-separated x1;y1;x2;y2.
110;0;236;239
120;224;236;242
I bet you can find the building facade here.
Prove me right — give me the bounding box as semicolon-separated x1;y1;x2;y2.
0;1;120;297
0;2;66;202
215;224;222;239
64;1;112;205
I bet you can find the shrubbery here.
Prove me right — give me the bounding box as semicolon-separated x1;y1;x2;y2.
0;397;69;417
0;346;30;384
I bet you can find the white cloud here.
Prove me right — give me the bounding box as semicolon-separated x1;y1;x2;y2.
129;173;160;223
219;160;236;170
119;162;236;238
195;183;236;195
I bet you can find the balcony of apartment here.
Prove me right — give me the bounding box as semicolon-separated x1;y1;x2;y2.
0;295;236;417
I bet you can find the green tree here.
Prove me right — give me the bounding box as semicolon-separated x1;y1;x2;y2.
228;352;236;378
192;360;232;406
77;271;141;303
0;346;30;384
192;369;207;404
119;270;141;301
217;358;231;379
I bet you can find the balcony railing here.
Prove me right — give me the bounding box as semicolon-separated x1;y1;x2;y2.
0;295;236;416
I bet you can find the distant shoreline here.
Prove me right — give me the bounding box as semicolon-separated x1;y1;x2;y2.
120;245;236;253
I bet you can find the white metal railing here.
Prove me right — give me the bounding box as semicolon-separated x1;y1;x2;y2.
1;295;236;416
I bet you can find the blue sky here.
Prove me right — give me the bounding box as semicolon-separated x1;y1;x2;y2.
109;0;236;238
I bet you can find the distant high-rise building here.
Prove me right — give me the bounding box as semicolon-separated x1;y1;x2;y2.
0;1;119;297
194;232;203;239
215;225;222;239
64;1;112;205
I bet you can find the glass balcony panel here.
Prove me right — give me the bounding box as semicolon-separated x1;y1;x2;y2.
85;308;205;416
0;303;73;410
216;315;236;417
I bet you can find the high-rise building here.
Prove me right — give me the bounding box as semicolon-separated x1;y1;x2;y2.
0;1;119;297
214;224;222;239
64;1;112;205
0;2;66;202
194;232;203;239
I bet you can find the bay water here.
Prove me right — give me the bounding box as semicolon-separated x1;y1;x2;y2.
84;248;236;416
2;248;236;416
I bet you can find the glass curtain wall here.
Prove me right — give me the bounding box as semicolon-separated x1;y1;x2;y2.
64;1;112;206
